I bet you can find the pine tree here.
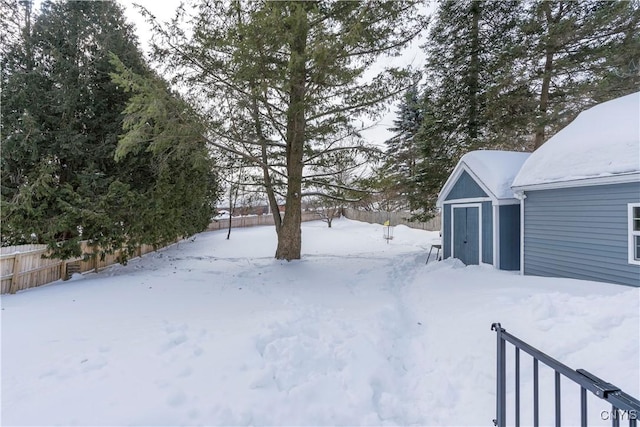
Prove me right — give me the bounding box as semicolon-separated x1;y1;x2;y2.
2;0;147;254
424;0;530;152
381;86;424;211
407;1;528;220
144;0;426;260
1;1;220;259
524;0;640;148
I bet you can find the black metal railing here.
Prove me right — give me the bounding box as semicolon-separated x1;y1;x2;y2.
492;323;640;427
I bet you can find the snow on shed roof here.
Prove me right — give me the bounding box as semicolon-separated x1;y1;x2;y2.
512;91;640;189
439;150;531;203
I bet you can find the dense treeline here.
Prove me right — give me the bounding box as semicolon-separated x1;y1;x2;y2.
381;0;640;220
1;0;220;260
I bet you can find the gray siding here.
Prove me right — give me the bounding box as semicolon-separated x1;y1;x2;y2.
499;204;520;271
445;170;488;200
524;182;640;287
482;201;493;264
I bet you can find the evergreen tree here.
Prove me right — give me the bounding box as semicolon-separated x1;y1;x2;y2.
409;89;458;221
1;1;220;259
381;86;424;211
424;0;529;152
524;0;640;148
2;1;147;255
107;55;220;258
406;1;527;220
145;0;426;260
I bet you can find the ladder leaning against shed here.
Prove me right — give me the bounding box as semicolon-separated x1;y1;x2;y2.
491;323;640;427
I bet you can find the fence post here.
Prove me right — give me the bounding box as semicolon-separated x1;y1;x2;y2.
60;260;68;281
9;254;22;294
93;247;99;273
492;323;506;427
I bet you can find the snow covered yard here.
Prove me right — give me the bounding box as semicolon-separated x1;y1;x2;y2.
1;218;638;426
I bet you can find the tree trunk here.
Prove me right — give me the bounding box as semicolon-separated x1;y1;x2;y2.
468;0;481;147
275;4;308;260
534;2;556;149
534;49;554;149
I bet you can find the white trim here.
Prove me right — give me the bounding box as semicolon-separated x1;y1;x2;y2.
628;203;640;265
442;197;492;205
519;193;526;275
441;207;445;258
493;204;499;268
495;199;521;206
451;203;483;264
512;172;640;192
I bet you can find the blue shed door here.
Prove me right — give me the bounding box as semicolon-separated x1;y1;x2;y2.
453;206;480;265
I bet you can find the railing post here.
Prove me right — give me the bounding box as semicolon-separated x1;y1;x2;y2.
533;358;539;427
516;347;520;427
580;386;587;427
492;323;506;427
555;371;561;427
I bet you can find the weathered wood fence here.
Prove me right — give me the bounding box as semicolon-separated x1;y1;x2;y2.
206;211;320;231
1;212;321;294
1;210;434;294
0;241;161;295
342;208;441;231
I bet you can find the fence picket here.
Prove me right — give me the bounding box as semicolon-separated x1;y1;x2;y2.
342;208;441;231
9;254;22;294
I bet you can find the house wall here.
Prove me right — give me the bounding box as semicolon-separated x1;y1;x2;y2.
523;182;640;287
499;204;520;270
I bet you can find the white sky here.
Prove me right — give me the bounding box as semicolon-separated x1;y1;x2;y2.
117;0;429;148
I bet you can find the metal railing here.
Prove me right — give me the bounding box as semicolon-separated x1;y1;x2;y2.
492;323;640;427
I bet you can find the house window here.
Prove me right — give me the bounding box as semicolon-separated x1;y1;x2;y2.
629;203;640;265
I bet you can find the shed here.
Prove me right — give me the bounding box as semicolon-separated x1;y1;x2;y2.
437;150;531;270
512;91;640;287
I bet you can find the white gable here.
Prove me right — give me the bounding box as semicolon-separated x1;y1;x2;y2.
513;92;640;189
438;150;531;205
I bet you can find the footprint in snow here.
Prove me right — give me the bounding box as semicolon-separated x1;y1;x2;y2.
167;391;187;407
158;333;188;354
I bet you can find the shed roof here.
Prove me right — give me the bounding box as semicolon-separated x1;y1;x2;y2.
512;91;640;189
437;150;531;205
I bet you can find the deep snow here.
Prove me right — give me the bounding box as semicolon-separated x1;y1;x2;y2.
1;218;638;426
513;91;640;188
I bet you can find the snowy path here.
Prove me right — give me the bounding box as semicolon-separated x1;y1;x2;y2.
2;219;638;426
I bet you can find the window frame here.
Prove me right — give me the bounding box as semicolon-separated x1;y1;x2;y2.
628;203;640;265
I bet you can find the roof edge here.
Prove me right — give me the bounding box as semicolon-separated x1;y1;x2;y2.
512;172;640;192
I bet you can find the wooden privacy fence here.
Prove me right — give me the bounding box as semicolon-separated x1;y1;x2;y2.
1;212;320;294
342;208;441;231
0;241;161;295
207;211;319;231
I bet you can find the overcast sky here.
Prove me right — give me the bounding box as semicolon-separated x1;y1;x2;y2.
117;0;429;147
